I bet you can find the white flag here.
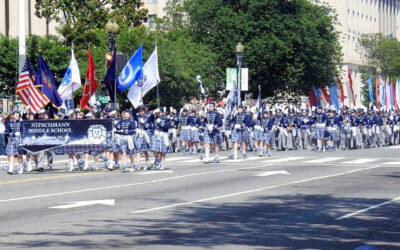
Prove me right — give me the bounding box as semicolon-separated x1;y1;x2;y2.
128;47;160;107
58;49;81;101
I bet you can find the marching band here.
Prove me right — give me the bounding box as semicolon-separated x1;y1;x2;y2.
1;101;400;175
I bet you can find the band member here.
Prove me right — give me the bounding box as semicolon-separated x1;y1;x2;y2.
106;109;121;170
178;108;191;154
115;110;136;172
151;109;171;169
201;102;223;163
188;110;202;154
325;109;340;151
259;111;273;157
169;108;180;152
286;110;299;150
299;109;313;149
134;106;153;170
314;106;327;152
4;111;23;174
230;105;253;159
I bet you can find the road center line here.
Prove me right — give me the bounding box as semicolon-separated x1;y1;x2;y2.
0;164;271;203
335;195;400;220
129;165;382;214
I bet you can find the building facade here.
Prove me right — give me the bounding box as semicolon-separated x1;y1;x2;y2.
312;0;400;107
0;0;58;37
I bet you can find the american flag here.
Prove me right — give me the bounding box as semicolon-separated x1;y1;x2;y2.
16;57;48;113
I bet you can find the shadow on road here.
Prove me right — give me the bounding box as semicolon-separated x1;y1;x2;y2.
1;194;399;249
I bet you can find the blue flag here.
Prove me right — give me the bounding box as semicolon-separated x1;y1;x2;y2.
35;52;63;109
367;74;374;106
117;46;143;91
328;83;339;111
104;50;117;102
313;86;320;107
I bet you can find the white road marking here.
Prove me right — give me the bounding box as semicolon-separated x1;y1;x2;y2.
342;159;378;164
262;157;308;163
49;199;115;209
385;145;400;149
165;156;195;162
381;161;400;165
303;157;344;163
335;195;400;220
0;164;271;203
254;170;290;177
130;165;382;214
137;170;173;175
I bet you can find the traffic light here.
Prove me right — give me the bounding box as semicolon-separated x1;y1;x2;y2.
105;53;113;68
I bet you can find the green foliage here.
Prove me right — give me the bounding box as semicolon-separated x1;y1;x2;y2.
34;0;148;50
0;36;18;98
358;34;400;107
182;0;342;97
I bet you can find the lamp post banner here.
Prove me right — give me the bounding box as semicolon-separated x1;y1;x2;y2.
226;68;237;90
20;119;113;153
241;68;249;91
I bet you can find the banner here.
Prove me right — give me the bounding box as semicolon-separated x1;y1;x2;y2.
21;119;113;153
241;68;249;91
226;68;237;90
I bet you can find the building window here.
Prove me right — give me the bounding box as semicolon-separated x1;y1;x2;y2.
148;14;157;29
148;0;157;3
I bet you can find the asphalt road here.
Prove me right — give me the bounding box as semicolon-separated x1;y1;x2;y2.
0;147;399;249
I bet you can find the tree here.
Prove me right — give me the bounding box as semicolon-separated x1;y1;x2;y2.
34;0;148;49
358;34;400;106
182;0;342;97
0;36;18;98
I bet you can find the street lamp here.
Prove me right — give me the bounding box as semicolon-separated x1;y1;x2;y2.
376;67;382;74
236;42;244;106
105;20;120;110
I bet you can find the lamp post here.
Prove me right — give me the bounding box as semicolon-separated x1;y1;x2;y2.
236;42;244;106
105;20;119;110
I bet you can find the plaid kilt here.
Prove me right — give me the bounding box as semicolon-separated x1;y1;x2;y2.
262;131;271;144
253;128;263;141
151;132;169;153
315;126;326;139
134;133;151;153
203;130;222;144
326;127;339;141
6;138;22;156
179;128;191;141
232;129;250;143
119;138;132;154
190;128;200;142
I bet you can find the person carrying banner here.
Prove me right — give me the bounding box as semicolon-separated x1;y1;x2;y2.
151;109;171;170
134;106;153;171
3;111;24;174
82;112;102;171
36;111;54;171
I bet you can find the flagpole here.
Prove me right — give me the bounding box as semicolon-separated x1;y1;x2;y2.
70;43;74;111
156;39;160;109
